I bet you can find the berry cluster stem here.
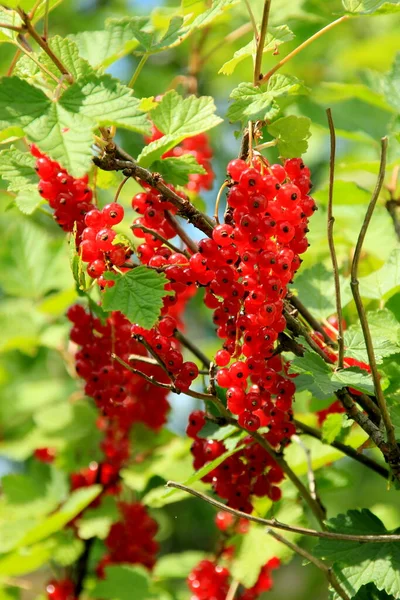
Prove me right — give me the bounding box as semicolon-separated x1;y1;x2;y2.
93;150;214;238
326;108;345;368
267;530;350;600
166;481;400;542
350;137;400;462
294;419;389;479
253;0;272;85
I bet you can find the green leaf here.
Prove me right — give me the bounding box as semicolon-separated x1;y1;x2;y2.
69;19;141;68
77;496;119;540
51;530;84;567
102;266;170;329
0;146;42;214
342;0;400;14
322;413;346;444
267;115;311;158
292;263;352;321
150;154;206;186
144;438;245;508
353;584;394;599
39;36;95;81
0;77;50;130
0;539;56;576
219;25;294;76
315;509;400;598
154;551;207;579
227;74;307;124
27;103;94;178
330;367;375;395
344;310;400;363
138;91;222;167
89;565;150;600
358;249;400;300
17;485;102;547
0;77;95;177
290;350;375;399
285;426;369;476
290;350;339;400
60;74;151;134
315;181;371;205
383;53;400;111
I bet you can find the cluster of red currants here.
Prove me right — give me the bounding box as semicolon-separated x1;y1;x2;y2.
67;304;170;427
31;145;93;240
187;410;284;511
146;125;215;193
97;501;159;577
194;157;316;439
78;203;131;287
131;317;199;392
187;556;280;600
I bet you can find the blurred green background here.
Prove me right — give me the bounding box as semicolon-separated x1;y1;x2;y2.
0;1;400;599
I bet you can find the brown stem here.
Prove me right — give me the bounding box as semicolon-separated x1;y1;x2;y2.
166;481;400;542
164;211;198;254
17;9;72;80
350;138;399;457
93;151;214;238
284;305;336;364
0;23;22;32
253;0;272;85
131;224;190;258
292;434;325;517
248;430;327;527
326;109;345;367
288;295;336;347
266;530;350;600
294;419;389;479
174;330;211;367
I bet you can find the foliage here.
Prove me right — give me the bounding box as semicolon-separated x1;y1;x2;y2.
0;1;400;600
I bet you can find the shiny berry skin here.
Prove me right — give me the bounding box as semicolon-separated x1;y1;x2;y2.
102;202;124;225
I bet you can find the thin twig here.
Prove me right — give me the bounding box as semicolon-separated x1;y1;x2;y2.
260;15;349;83
284;306;336;364
351;138;399;457
164;211;198;254
17;9;72;80
214;181;229;224
289;295;336;347
94;150;214;238
244;0;259;40
254;0;271;85
114;175;130;203
294;419;389;479
174;330;211;367
15;41;60;84
0;22;22;32
131;224;191;258
326;109;345;368
292;434;325;517
226;579;240;600
248;430;326;527
266;530;350;600
166;481;400;542
43;0;50;40
128;53;148;89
